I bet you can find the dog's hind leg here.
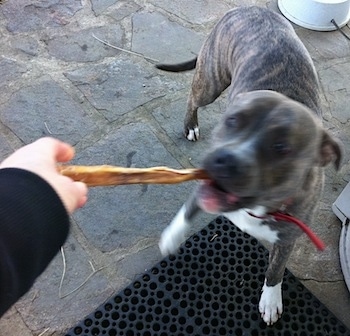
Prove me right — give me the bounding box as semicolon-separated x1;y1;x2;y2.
184;59;231;141
259;242;295;325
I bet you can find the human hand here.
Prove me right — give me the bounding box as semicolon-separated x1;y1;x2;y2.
0;137;88;214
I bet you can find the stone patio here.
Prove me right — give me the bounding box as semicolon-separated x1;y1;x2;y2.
0;0;349;334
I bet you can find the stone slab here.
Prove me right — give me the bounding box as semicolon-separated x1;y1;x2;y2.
91;0;118;16
2;0;83;33
10;36;40;57
107;1;141;22
318;59;350;124
115;245;162;281
46;25;124;62
288;209;343;281
0;58;27;88
15;235;113;333
296;27;350;61
65;57;184;121
0;58;28;105
0;308;33;336
0;77;97;145
148;0;231;25
0;133;15;161
131;11;205;63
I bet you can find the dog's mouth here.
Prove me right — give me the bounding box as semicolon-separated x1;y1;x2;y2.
197;178;253;213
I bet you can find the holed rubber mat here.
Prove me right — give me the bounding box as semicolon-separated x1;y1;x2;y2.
65;216;350;336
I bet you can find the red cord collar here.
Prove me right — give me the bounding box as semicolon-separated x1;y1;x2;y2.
247;211;325;251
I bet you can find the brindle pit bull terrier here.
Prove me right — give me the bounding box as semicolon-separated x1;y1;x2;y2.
156;6;342;325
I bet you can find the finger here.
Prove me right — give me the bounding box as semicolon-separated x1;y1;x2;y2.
77;195;88;209
75;181;88;198
59;180;88;214
72;181;88;210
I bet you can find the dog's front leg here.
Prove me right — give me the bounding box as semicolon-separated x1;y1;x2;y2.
259;242;295;325
159;193;200;255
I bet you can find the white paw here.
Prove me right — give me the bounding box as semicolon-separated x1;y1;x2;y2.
259;280;283;325
159;205;189;256
186;127;200;141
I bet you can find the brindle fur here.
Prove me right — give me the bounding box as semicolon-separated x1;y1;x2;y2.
157;6;342;324
156;7;321;136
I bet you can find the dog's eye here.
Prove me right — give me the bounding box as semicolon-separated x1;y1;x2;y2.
272;142;291;156
225;115;242;129
225;115;237;128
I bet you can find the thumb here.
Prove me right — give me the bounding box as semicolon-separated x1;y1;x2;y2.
55;142;75;163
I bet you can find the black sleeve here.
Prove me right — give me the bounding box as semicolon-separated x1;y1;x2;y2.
0;168;70;317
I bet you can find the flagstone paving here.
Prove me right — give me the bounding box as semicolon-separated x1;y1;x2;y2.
0;0;349;334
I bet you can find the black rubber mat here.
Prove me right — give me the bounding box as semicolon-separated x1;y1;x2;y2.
65;216;350;336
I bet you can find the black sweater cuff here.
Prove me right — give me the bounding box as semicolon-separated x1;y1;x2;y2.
0;168;70;316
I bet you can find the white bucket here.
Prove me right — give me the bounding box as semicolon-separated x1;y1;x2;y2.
278;0;350;31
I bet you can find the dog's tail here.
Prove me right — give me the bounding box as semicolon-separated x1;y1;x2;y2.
155;58;197;72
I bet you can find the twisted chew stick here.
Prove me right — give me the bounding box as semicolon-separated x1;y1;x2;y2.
57;165;209;187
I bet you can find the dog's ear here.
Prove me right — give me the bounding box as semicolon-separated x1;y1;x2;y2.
319;130;342;170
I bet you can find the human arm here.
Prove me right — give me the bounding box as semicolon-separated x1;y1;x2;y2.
0;138;87;317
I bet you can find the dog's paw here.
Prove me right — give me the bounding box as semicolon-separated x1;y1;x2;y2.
259;280;283;326
159;225;185;256
186;127;200;141
159;206;189;256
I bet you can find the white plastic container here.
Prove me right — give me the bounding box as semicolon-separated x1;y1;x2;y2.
278;0;350;31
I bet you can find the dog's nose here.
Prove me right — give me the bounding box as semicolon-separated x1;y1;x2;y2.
206;149;240;177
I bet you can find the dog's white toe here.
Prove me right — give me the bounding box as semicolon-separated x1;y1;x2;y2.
159;206;189;256
187;127;200;141
259;280;283;325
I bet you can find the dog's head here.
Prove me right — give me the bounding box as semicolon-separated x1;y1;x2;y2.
197;90;342;213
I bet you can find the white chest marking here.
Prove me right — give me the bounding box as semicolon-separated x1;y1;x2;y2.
224;206;279;244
